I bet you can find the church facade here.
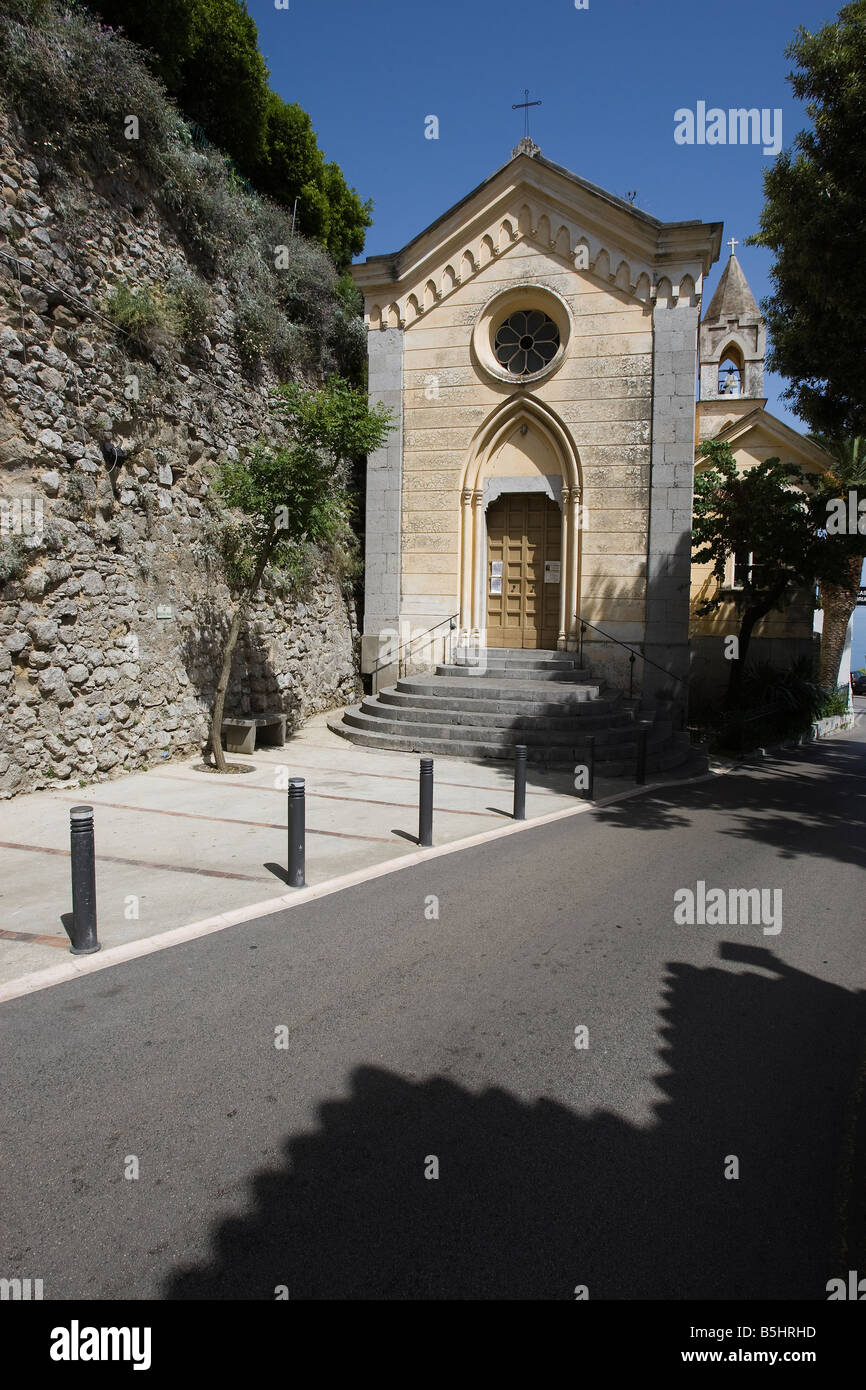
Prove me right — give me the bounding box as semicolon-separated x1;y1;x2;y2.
351;141;829;714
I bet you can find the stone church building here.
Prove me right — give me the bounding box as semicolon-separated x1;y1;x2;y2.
351;139;832;720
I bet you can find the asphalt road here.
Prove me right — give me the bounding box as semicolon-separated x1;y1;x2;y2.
2;725;865;1300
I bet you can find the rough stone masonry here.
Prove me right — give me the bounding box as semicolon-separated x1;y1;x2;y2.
0;111;359;798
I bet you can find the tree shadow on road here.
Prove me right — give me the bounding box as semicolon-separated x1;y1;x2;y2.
593;738;866;872
163;943;866;1300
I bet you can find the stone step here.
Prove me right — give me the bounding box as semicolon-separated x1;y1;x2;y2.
400;676;604;703
378;687;622;719
328;715;686;774
452;650;583;670
361;696;632;734
437;662;591;682
342;707;651;752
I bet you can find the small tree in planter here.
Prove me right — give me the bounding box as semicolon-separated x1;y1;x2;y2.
208;377;392;771
692;440;845;708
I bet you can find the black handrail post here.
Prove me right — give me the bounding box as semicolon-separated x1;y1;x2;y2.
629;650;636;700
419;756;434;846
371;612;459;690
585;735;595;801
68;805;100;954
574;612;687;694
513;744;527;820
287;777;306;887
635;724;649;786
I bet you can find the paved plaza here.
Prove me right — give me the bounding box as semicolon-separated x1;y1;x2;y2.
0;709;631;990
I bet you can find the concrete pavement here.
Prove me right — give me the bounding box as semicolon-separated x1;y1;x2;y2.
0;708;635;986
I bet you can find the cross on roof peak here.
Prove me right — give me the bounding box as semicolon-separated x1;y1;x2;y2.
727;235;739;257
512;88;542;141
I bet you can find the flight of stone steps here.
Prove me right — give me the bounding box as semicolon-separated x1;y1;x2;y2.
329;648;693;777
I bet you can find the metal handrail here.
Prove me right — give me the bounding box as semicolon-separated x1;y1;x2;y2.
575;613;688;700
371;613;459;693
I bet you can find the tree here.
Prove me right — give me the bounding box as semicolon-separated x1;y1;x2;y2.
254;95;323;206
208;380;392;772
84;0;272;180
83;1;372;265
253;95;373;268
748;1;866;437
180;0;270;177
316;160;373;269
692;441;845;706
82;0;201;91
806;435;866;688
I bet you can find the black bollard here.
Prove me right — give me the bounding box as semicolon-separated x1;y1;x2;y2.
585;735;595;801
513;744;527;820
287;777;306;888
635;725;649;786
68;805;100;954
419;756;434;847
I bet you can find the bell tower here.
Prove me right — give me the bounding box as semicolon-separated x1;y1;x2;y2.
699;239;766;404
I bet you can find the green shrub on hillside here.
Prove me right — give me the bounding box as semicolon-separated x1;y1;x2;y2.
103;282;171;339
81;0;371;267
165;266;214;341
232;289;280;368
252;92;372;267
0;536;29;584
0;4;178;185
0;3;367;384
0;526;64;586
103;272;214;352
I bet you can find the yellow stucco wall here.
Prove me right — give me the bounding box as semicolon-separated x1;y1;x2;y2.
399;242;654;631
690;422;829;643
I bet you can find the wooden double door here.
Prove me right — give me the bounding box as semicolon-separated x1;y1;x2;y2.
485;493;561;649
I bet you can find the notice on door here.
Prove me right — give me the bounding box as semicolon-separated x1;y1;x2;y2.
544;561;561;584
490;560;503;595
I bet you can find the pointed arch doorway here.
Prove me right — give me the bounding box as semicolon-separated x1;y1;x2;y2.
459;399;582;650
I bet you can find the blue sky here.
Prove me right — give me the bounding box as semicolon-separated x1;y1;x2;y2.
250;0;866;667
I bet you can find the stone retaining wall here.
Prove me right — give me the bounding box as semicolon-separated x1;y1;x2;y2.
0;112;359;798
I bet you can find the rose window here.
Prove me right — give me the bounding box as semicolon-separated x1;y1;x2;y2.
493;310;560;376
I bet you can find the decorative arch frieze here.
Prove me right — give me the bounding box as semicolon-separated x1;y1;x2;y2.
593;248;611;282
364;200;668;329
679;273;697;306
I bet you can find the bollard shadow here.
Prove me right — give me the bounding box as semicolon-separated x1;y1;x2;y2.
264;863;291;886
59;912;74;942
391;829;420;845
162;942;866;1300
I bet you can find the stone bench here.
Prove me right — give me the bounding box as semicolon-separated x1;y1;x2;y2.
221;713;286;755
